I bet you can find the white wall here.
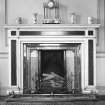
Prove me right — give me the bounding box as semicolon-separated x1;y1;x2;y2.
96;53;105;94
0;0;105;95
96;0;105;94
6;0;97;24
0;54;9;95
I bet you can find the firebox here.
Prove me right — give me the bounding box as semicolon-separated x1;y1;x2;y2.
23;43;81;94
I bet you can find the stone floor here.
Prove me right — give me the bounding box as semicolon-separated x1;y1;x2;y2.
0;101;105;105
0;95;105;105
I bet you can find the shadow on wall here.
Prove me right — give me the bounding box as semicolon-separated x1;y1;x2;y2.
59;3;81;24
59;3;68;23
75;14;81;24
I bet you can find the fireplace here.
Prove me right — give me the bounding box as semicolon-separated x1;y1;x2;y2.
23;43;81;94
6;24;100;95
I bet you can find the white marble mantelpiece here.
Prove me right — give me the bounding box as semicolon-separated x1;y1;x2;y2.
6;24;100;95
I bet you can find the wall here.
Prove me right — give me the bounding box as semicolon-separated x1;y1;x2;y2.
96;0;105;94
0;55;9;95
96;54;105;94
0;0;9;96
0;0;105;95
6;0;97;24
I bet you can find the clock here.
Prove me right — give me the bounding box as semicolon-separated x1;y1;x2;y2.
47;0;55;8
43;0;60;23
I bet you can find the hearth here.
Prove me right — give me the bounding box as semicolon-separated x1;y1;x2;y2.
23;43;81;94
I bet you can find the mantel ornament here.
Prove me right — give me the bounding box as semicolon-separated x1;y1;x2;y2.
32;13;38;24
88;17;93;24
70;13;76;24
16;17;23;24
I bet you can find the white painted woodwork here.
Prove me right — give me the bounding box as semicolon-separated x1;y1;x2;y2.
6;24;100;94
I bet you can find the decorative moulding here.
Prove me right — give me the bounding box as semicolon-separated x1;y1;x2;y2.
2;24;100;29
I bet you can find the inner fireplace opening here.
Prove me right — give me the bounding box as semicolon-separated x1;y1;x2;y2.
39;50;66;94
23;43;81;94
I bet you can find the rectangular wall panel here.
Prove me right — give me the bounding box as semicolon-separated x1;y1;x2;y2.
88;40;94;85
11;40;17;85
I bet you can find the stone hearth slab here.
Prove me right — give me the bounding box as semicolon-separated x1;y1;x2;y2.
5;94;96;102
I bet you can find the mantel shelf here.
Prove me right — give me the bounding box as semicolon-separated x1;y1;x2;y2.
2;24;100;29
